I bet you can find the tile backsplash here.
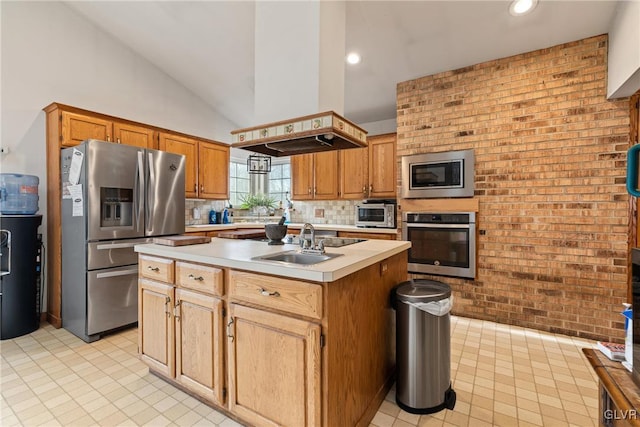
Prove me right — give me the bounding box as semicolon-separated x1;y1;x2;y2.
185;199;359;225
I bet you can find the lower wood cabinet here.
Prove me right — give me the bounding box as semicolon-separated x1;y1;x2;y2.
139;278;174;377
227;303;321;427
175;288;224;405
138;257;225;406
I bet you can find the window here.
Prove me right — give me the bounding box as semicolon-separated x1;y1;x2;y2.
268;162;291;206
229;161;249;207
228;160;291;208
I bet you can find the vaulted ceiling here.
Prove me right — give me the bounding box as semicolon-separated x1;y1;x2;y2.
64;1;619;128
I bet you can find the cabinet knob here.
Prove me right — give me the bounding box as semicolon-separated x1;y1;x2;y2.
260;288;280;297
194;184;197;192
106;135;111;142
201;185;204;192
308;187;311;195
362;186;366;193
117;138;121;144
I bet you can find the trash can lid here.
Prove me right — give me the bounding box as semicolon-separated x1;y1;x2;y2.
396;279;451;303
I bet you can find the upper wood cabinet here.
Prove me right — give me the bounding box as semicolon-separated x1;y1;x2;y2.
291;151;339;200
61;111;156;149
341;133;397;200
159;133;230;200
340;146;368;199
368;133;397;198
159;133;199;198
198;141;229;199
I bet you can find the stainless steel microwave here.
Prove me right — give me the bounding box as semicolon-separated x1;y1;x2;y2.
355;202;396;228
401;149;475;198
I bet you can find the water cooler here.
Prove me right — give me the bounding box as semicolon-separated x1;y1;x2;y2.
0;173;42;340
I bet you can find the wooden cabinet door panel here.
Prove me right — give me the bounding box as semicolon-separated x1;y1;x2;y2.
291;154;314;200
340;147;368;199
114;122;156;149
138;279;174;377
368;133;397;198
228;304;321;427
175;289;224;405
198;142;229;199
61;112;112;147
159;133;198;198
313;151;339;200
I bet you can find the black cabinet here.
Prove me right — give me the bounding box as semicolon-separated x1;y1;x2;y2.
0;215;42;339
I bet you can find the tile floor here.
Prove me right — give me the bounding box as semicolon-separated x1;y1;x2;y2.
0;316;599;426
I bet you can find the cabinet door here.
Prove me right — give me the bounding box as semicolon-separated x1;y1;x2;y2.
198;141;229;199
138;279;175;377
61;111;112;147
340;147;368;199
159;133;198;198
368;133;397;198
175;288;224;405
313;151;339;200
113;122;156;149
227;304;321;427
291;154;314;200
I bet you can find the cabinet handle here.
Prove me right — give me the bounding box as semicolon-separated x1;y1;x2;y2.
227;317;234;342
188;274;204;282
194;184;197;192
260;288;280;297
308;187;311;195
106;135;111;142
201;185;204;192
117;138;121;144
174;301;181;321
362;186;366;194
313;187;317;195
147;266;160;272
164;296;171;318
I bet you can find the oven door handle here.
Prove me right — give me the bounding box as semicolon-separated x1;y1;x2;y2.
96;268;138;279
405;223;471;229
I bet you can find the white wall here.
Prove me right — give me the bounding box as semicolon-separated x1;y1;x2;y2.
1;1;236;310
608;0;640;98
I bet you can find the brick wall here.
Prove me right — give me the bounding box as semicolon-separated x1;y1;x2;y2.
397;35;631;342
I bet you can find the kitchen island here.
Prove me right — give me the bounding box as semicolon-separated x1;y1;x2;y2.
135;237;410;427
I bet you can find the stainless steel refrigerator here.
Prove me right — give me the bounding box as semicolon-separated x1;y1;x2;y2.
61;139;185;342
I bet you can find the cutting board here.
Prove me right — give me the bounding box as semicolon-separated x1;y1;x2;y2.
217;229;266;239
153;235;211;246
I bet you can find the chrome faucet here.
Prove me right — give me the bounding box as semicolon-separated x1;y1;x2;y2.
299;223;324;254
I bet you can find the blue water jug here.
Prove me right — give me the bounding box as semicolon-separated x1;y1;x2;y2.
209;210;217;224
222;208;229;224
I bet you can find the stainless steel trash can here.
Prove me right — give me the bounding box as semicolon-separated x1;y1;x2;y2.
394;279;456;414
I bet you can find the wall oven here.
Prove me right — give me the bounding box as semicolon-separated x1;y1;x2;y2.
401;149;474;198
402;212;476;279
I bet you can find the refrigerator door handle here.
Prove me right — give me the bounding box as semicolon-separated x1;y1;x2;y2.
95;268;138;279
147;152;156;234
135;151;145;233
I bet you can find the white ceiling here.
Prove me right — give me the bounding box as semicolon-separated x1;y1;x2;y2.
64;1;620;128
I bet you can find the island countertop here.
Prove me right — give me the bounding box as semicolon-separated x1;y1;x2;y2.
135;237;410;282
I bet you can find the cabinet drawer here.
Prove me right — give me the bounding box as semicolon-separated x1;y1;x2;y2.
176;262;223;296
139;255;174;283
228;270;322;320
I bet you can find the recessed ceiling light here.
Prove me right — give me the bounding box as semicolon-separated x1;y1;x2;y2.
346;52;361;65
509;0;538;16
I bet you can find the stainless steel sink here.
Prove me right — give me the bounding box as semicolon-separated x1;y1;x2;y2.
252;250;343;265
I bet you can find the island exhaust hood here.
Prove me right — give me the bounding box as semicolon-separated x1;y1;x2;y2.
231;111;368;157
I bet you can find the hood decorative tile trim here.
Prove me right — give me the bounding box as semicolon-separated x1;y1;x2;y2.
231;111;367;157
